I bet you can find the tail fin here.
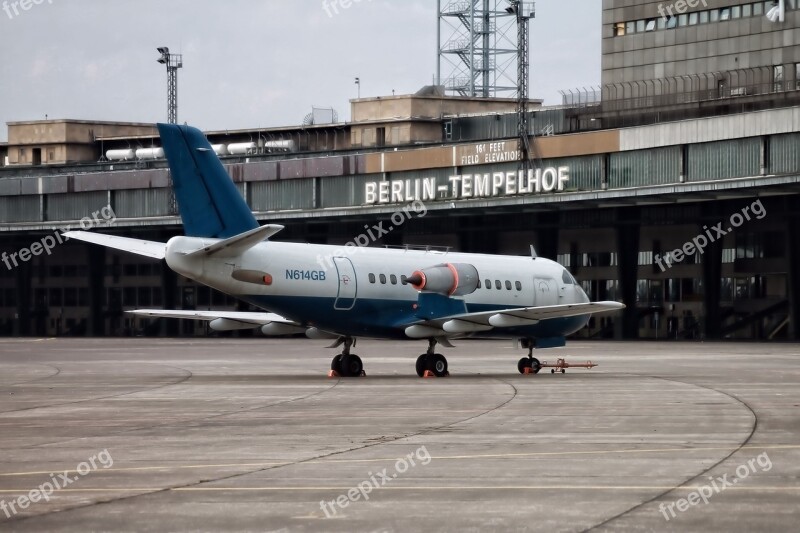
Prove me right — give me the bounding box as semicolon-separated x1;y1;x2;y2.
158;123;258;238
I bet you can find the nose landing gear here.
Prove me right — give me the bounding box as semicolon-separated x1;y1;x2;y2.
517;338;542;374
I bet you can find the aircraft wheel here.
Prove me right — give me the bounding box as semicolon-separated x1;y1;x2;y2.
331;354;344;374
415;354;427;377
551;369;555;374
429;353;448;377
530;357;541;374
518;357;531;374
340;354;363;377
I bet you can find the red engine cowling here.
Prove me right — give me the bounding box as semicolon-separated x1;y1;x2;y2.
406;263;479;296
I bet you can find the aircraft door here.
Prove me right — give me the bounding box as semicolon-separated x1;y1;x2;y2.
533;278;558;307
333;257;357;310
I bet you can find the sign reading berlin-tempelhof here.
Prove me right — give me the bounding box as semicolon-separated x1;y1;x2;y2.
365;166;571;205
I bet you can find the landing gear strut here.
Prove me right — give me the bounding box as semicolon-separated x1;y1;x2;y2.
330;337;365;377
517;339;541;375
416;339;449;378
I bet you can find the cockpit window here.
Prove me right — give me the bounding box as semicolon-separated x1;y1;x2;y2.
562;269;576;285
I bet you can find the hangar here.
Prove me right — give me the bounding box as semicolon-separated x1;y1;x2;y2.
1;0;799;341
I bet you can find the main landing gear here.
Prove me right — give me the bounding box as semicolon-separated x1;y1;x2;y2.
517;338;542;375
329;337;365;377
416;339;449;378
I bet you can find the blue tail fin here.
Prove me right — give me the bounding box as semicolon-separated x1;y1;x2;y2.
158;123;259;238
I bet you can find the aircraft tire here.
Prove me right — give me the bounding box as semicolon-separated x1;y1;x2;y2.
340;354;363;377
430;353;448;377
415;354;427;377
518;357;531;374
331;354;344;374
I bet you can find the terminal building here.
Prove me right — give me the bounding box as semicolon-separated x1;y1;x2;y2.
1;0;799;341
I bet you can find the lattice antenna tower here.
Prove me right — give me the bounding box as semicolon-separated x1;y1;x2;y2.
437;0;520;97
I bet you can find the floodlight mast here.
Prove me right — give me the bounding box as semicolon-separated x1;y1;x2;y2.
157;47;183;124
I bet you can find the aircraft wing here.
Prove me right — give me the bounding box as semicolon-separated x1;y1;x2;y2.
127;309;299;326
423;301;625;333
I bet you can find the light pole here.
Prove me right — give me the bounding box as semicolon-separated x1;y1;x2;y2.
157;47;183;124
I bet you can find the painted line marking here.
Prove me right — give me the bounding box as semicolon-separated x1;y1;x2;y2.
1;444;798;477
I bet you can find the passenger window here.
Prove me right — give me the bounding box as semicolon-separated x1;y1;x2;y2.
495;280;501;290
401;275;408;285
505;280;512;290
515;281;522;291
390;274;397;285
485;279;491;289
369;273;376;284
379;274;387;284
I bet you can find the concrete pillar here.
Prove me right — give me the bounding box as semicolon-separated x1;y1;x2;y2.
161;262;179;336
702;231;723;339
14;255;32;337
87;245;106;336
615;209;640;339
787;215;800;340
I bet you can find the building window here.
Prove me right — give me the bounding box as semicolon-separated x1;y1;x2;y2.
636;19;645;32
753;2;763;16
774;64;784;92
614;22;625;36
689;12;698;24
732;5;741;18
678;13;688;25
626;21;635;33
645;19;656;31
710;8;720;21
720;8;730;20
667;15;678;28
699;10;709;23
743;4;752;17
795;63;800;90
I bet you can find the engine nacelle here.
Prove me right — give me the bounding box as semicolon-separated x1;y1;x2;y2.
406;263;479;296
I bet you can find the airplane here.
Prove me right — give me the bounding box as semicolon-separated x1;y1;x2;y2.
65;123;625;378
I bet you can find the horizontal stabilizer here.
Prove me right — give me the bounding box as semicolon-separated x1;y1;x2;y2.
63;231;165;260
185;224;284;258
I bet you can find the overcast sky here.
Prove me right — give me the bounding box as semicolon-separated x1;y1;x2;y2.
0;0;600;142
